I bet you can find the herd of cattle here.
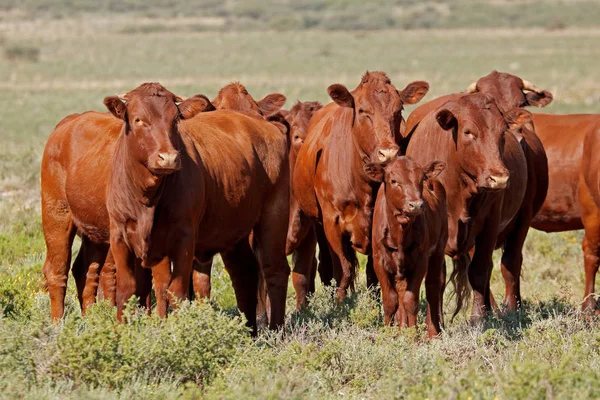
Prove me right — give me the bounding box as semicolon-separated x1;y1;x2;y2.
40;70;600;337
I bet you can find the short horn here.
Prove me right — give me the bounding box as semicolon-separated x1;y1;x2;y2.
116;93;128;102
464;81;478;93
522;79;542;93
175;96;187;104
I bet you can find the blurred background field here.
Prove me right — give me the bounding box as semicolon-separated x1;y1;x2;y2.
1;1;600;398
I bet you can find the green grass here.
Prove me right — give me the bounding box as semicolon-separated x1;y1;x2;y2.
1;17;600;399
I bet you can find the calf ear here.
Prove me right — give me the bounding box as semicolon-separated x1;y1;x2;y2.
179;95;215;119
435;109;457;131
424;161;446;180
525;90;553;108
504;108;532;129
328;84;354;108
399;81;429;105
258;93;286;117
363;163;385;182
104;96;127;120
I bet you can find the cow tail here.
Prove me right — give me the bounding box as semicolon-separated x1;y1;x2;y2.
449;253;471;321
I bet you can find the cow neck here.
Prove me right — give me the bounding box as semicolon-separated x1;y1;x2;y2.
108;132;168;262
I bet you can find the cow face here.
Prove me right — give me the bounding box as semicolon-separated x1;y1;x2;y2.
435;94;519;191
466;71;553;112
212;82;286;119
104;83;203;175
328;71;429;165
364;157;445;224
286;101;323;163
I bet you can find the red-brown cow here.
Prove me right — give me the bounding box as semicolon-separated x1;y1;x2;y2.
293;71;429;299
101;83;289;334
284;100;335;309
186;82;287;304
406;93;531;320
405;71;551;312
579;123;600;312
367;156;447;337
41;90;212;319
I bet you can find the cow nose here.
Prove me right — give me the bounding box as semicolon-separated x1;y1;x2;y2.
377;147;399;163
407;200;423;212
157;152;180;170
488;174;509;189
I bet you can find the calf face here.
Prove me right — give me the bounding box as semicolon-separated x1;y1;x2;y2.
327;71;429;165
365;157;445;224
435;94;531;191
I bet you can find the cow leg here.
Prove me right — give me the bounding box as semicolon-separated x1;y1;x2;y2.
191;257;212;300
168;234;195;308
221;239;259;335
73;237;109;314
580;180;600;313
372;253;398;325
98;249;116;306
366;255;378;289
469;227;498;322
112;237;135;322
315;224;334;286
135;259;152;313
151;256;172;317
322;216;356;300
394;275;409;328
500;213;531;312
291;228;318;310
403;262;427;330
425;250;446;337
42;205;77;320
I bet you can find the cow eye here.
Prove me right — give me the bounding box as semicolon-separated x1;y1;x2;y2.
464;130;471;135
390;179;397;185
134;117;143;125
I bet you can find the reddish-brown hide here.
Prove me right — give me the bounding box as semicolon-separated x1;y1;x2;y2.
102;84;289;334
406;93;530;320
41;90;213;319
579;122;600;312
405;71;550;312
368;157;448;337
284;100;335;309
293;71;429;299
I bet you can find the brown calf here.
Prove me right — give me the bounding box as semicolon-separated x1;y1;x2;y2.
368;157;447;337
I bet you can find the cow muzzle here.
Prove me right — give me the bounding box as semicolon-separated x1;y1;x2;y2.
484;173;509;190
377;146;399;163
151;151;181;174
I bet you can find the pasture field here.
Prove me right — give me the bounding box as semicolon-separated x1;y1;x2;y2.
1;16;600;399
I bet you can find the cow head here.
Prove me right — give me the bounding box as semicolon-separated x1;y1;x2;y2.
465;71;553;112
435;93;530;191
364;157;445;224
104;83;205;175
212;82;286;119
327;71;429;165
286;101;323;163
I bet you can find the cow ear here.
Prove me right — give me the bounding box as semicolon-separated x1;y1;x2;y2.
267;113;290;136
328;84;354;108
525;90;553;108
435;109;457;131
504;108;532;129
399;81;429;105
104;96;127;120
424;161;446;180
363;163;385;182
258;93;286;117
179;95;215;119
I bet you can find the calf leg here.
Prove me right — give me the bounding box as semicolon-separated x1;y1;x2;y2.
72;237;109;314
98;249;116;306
168;234;195;307
151;257;172;318
112;237;136;322
581;181;600;313
222;239;259;335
